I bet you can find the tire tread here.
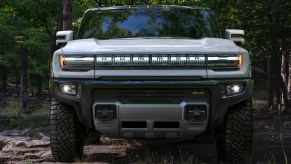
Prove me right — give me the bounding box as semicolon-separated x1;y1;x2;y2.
217;99;253;162
50;99;84;162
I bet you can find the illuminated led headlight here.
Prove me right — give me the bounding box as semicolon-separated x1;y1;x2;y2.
59;55;94;70
59;84;77;95
207;54;243;69
223;83;244;96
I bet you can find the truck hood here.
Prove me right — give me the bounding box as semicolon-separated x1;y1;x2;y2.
53;38;250;79
61;38;242;54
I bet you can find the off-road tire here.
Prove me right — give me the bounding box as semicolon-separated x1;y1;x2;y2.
216;99;253;162
50;99;84;162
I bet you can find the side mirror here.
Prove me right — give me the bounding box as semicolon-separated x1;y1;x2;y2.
56;31;73;46
225;29;245;46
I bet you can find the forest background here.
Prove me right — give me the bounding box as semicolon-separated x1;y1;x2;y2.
0;0;290;163
0;0;290;112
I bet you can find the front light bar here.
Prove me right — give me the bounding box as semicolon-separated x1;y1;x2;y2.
59;54;243;70
96;55;206;66
59;55;95;70
208;54;243;70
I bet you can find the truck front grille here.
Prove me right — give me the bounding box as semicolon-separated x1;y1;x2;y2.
92;88;210;104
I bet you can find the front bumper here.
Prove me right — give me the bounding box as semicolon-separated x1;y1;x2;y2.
50;79;253;140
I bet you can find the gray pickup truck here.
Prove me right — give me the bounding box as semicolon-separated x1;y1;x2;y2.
50;5;253;162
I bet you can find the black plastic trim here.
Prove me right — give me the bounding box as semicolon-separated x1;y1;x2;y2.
49;79;253;131
98;76;202;81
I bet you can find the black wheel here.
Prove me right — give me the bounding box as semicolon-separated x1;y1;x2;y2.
50;99;85;162
216;99;253;162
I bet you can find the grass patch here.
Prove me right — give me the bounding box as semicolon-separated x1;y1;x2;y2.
253;89;268;100
252;89;268;113
0;99;50;136
0;99;21;117
79;148;205;164
253;102;267;112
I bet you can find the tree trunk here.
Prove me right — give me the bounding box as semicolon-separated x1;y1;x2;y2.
268;51;275;107
37;78;42;97
288;52;291;100
63;0;72;30
58;9;63;31
281;51;289;106
98;0;102;7
13;61;20;92
275;55;281;105
3;67;7;93
288;50;291;99
267;14;282;108
0;66;7;93
20;44;28;113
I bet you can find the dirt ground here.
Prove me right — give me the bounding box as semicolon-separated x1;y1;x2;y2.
0;84;290;163
82;113;291;164
0;108;290;163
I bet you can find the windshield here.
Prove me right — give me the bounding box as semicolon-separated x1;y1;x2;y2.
78;7;221;39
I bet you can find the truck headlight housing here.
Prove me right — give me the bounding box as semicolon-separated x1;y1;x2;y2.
59;55;94;70
207;54;243;70
59;84;77;95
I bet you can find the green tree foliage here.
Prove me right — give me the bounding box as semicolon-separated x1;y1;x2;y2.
0;0;290;108
0;10;20;92
3;0;62;36
25;28;50;96
0;1;56;96
179;0;291;106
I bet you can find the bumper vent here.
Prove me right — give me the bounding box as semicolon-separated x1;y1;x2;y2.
117;89;186;104
154;122;179;129
122;121;147;128
184;104;208;121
